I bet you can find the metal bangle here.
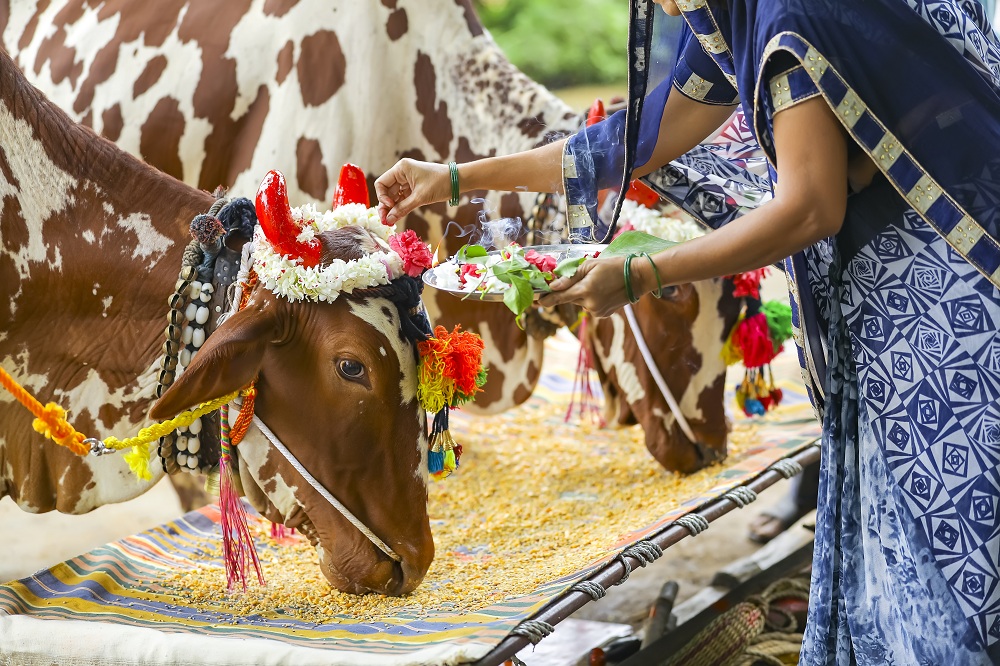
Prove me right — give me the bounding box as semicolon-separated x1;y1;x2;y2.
448;161;460;207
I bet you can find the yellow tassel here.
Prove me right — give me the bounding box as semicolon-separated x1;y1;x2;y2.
123;443;152;481
720;314;745;366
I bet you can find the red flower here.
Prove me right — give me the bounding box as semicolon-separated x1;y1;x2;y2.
459;263;483;285
729;268;769;300
524;249;557;274
389;229;434;277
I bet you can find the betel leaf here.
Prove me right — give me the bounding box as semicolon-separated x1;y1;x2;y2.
553;255;587;278
601;230;678;258
504;274;534;318
456;244;488;263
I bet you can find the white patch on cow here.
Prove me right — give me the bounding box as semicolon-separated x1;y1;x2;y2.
236;427;301;521
379;346;386;357
676;280;729;424
462;323;545;415
101;296;113;316
92;284;99;295
0;100;78;279
115;212;172;266
595;314;646;405
82;230;96;243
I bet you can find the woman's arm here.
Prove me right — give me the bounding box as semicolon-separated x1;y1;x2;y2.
538;96;848;316
375;86;736;225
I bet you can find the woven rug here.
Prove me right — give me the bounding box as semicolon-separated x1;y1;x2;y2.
0;335;820;666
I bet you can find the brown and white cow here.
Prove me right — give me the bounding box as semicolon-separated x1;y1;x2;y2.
2;0;741;473
0;48;434;594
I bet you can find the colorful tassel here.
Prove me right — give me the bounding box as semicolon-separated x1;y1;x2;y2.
418;326;485;479
428;409;460;480
219;404;265;590
565;316;606;427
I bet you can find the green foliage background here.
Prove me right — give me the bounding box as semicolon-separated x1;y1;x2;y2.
473;0;629;89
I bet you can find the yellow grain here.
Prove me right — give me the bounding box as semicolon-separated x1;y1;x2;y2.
157;400;775;624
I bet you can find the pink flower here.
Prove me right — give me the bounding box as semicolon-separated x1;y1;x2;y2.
459;263;483;285
389;230;434;277
524;249;557;274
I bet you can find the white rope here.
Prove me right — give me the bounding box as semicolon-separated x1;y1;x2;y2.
511;620;555;645
572;580;607;600
675;513;710;536
623;303;700;444
724;486;759;508
241;406;402;562
771;458;804;479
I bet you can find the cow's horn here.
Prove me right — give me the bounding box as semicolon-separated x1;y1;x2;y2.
332;163;370;208
255;170;321;268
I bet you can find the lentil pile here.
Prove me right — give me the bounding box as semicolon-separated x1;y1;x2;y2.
156;399;771;624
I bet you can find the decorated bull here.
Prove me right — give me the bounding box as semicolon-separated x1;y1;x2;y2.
0;47;482;594
1;0;742;475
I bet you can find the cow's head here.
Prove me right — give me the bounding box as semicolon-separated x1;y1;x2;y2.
590;277;741;474
150;169;436;595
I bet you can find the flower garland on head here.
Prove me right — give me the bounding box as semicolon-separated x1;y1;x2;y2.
417;325;487;480
252;199;407;302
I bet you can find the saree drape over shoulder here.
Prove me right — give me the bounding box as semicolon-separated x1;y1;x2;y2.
562;1;1000;663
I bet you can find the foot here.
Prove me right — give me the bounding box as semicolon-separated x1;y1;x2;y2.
747;505;811;544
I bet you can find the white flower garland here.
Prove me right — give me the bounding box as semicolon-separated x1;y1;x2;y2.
618;199;705;242
253;204;404;302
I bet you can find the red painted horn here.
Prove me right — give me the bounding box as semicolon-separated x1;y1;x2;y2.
332;163;370;208
255;170;321;268
586;99;606;127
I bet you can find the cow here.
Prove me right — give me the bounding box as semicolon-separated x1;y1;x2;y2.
1;0;741;475
0;47;438;595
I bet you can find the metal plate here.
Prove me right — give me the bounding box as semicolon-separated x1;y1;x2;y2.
422;244;606;302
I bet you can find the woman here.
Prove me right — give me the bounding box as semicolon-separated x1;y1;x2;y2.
376;1;1000;662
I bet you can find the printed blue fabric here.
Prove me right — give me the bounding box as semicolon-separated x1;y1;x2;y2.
805;196;999;664
558;0;1000;660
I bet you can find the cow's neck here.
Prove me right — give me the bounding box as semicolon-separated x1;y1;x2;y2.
0;51;213;427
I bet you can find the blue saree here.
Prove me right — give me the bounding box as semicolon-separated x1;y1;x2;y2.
562;1;1000;663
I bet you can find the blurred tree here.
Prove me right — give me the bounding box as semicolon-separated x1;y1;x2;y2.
474;0;629;89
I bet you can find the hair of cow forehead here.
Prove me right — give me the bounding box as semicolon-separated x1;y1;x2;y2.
345;274;432;349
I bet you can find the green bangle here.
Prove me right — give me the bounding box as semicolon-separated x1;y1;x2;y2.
448;161;460;207
640;252;664;298
623;254;639;304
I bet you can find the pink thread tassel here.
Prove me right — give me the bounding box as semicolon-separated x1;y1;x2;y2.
565;317;606;427
219;404;265;591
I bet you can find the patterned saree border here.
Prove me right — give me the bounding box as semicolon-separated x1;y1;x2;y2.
755;31;1000;291
676;0;739;90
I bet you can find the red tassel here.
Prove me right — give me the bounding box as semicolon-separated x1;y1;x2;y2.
729;268;768;300
219;404;265;591
732;313;778;368
565;317;606;427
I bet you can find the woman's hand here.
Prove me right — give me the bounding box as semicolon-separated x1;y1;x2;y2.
538;255;636;317
375;159;450;225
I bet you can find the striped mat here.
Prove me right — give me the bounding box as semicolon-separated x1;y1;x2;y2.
0;335;820;666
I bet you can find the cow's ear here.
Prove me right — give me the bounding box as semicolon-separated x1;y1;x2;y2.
149;299;280;419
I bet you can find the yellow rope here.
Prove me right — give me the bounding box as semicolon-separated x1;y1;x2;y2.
1;364;242;481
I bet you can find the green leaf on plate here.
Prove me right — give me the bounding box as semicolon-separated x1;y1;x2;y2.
504;274;534;317
456;244;488;263
554;255;587;278
601;230;678;258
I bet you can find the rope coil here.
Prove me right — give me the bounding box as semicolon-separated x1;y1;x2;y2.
571;580;607;600
675;513;710;536
770;458;803;479
511;620;555;645
724;486;759;508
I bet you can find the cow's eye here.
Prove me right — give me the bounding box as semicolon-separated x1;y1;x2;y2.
658;285;679;299
337;359;366;380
